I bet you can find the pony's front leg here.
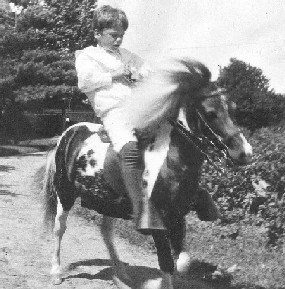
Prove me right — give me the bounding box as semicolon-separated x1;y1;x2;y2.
145;231;174;289
100;216;130;285
50;198;69;285
168;215;191;277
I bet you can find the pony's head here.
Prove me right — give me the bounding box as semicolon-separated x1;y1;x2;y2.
184;87;252;165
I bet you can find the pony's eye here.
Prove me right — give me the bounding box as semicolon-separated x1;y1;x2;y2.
206;111;217;122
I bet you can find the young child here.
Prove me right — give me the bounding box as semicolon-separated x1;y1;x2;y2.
75;5;165;233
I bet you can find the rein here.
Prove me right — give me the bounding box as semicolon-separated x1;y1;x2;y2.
168;110;234;174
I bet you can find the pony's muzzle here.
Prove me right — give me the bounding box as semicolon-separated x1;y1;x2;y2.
227;133;252;165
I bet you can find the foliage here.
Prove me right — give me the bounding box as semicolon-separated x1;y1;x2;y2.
0;48;84;110
16;5;54;31
200;125;285;247
0;8;15;29
15;0;96;52
217;58;285;130
0;0;97;114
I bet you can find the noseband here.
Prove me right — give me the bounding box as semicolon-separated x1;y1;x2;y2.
168;109;234;173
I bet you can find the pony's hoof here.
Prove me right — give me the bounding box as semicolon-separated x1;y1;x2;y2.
176;252;191;276
52;274;63;285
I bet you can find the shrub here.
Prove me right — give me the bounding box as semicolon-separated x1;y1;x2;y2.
217;58;285;130
200;125;285;246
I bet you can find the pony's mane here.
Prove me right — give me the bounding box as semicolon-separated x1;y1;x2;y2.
117;57;211;134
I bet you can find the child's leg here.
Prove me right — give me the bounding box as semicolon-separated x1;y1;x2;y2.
120;141;166;233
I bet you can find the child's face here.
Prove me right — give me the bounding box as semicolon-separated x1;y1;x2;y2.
96;25;125;52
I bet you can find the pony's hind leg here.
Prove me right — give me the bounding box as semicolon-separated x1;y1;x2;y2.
100;216;131;284
50;197;69;285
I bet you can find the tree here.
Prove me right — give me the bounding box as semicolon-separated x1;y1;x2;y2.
0;0;97;112
0;1;99;139
217;58;285;130
16;0;96;51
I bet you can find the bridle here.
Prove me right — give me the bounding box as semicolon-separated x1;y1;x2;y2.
168;107;234;174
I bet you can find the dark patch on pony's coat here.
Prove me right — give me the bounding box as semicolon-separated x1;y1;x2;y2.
77;173;132;219
89;158;97;167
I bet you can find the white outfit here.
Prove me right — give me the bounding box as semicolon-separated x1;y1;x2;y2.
75;45;151;151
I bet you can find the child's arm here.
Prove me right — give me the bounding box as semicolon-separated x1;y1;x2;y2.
75;51;130;92
75;51;114;93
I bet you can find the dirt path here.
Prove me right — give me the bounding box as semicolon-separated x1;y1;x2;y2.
0;153;215;289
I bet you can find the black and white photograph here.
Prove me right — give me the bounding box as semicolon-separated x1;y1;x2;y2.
0;0;284;288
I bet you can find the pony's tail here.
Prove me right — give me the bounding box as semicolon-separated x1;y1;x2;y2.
42;149;58;232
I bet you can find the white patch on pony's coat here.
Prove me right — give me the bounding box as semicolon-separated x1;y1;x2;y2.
83;135;109;169
142;107;189;198
76;129;109;176
228;132;253;160
143;122;172;197
178;106;191;130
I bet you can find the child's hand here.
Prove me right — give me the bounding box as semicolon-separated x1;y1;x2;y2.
123;64;132;78
111;66;125;79
111;65;131;80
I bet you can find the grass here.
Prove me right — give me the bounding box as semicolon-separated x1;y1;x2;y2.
183;215;285;289
74;205;285;289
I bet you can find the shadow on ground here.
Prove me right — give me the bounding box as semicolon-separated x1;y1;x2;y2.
65;258;163;288
0;165;15;172
0;167;16;197
63;258;285;289
61;258;229;289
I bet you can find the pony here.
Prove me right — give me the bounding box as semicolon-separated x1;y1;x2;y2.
41;57;252;289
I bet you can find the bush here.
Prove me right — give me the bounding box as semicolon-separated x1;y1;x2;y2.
200;125;285;246
217;58;285;130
